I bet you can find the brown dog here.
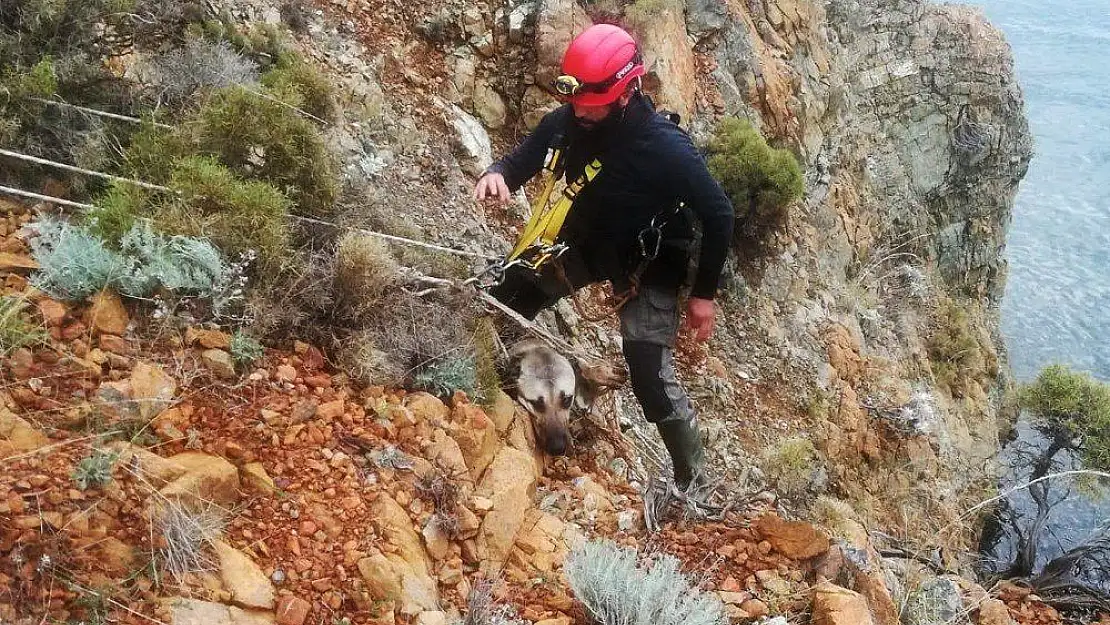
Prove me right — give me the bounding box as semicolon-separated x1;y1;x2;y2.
506;339;576;456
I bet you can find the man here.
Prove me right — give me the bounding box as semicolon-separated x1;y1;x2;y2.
473;24;735;489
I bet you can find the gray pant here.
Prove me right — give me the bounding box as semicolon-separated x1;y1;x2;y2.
618;287;697;426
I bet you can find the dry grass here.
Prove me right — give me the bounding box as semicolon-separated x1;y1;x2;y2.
333;232;401;321
155;499;225;585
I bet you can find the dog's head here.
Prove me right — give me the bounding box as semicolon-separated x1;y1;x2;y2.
507;340;576;456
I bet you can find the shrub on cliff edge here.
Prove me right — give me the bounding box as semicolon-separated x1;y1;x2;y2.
1020;364;1110;470
706;117;804;262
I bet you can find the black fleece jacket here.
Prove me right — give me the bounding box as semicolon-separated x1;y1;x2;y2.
487;93;735;300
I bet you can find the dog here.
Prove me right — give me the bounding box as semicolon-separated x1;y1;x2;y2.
505;339;577;456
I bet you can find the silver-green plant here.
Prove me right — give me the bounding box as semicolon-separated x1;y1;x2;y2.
229;330;264;368
28;218;127;300
29;217;241;314
72;449;117;490
563;540;727;625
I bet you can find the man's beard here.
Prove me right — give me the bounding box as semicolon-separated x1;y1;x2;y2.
572;104;626;137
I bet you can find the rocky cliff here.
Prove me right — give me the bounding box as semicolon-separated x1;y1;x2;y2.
0;0;1042;623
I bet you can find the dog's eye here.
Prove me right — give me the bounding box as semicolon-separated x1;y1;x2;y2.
560;393;573;409
530;397;546;411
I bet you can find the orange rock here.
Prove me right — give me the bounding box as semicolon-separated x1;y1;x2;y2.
740;598;768;619
185;327;232;350
753;513;830;559
316;400;345;421
36;298;66;326
812;581;875;625
84;290;128;335
276;595;311;625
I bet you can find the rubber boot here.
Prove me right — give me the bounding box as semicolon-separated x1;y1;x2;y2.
656;418;706;491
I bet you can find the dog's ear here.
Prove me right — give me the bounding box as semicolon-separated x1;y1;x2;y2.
569;358;596;411
498;350;523;399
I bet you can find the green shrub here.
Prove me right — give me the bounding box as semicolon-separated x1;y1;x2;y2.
72;449;117;490
0;296;47;357
229;331;264;368
86;182;144;244
29;219;129;300
261;57;339;122
193;85;338;218
926;300;994;397
706;118;804;261
161;155;291;270
1020;364;1110;470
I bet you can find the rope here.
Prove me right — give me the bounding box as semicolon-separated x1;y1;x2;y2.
27;97;175;129
0;184;97;210
289;214;498;260
0;148;175;193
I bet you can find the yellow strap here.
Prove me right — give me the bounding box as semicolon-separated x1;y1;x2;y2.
508;154;602;261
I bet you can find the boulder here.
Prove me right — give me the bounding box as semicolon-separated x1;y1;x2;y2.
488;390;517;433
904;577;965;625
0;252;38;273
361;493;438;615
414;611;449;625
520;85;559;130
812;581;876;625
473;83;508;129
160;452;241;509
406;392;450;424
161;597;276;625
186;327;232;350
240;462;276;494
475;447;538;572
106;442;187;486
0;406;48;455
130;361;177;420
753;513;830;559
214;540;275;610
85;289;129;335
445;102;493;177
452;54;477;104
202;349;237;380
452;402;500;481
428;429;471;484
92;537;136;576
534;0;591;89
422;519;452;561
36;298;67;326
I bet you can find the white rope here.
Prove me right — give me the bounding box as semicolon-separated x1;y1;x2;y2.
289;214;498;260
0;184;97;210
0;148;174;193
0;183;495;263
27;97;174;129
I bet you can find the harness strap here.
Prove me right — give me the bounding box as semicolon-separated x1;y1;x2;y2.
508;148;602;263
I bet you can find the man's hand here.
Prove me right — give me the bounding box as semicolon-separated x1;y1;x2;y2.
685;297;716;343
473;172;511;203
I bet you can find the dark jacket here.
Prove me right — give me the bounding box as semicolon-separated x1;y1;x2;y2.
487;92;735;300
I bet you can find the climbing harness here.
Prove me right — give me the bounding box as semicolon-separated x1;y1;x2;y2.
467;142;602;289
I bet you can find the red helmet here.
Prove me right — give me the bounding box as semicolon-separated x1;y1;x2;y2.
554;24;645;106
